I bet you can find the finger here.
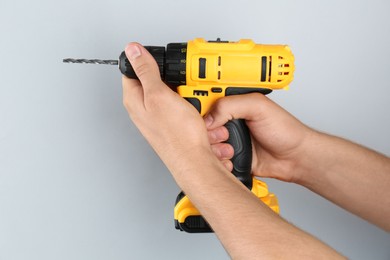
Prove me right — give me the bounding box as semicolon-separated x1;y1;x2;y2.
124;43;162;91
207;126;229;144
221;160;233;172
204;93;272;130
211;143;234;160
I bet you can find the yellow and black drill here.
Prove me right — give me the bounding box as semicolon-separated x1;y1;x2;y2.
64;38;295;233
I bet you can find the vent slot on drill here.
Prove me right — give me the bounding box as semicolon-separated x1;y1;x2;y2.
199;58;206;78
276;56;291;82
218;56;222;80
261;56;267;82
268;56;272;82
193;90;208;96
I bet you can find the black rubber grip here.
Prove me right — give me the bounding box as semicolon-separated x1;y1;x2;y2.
224;119;253;189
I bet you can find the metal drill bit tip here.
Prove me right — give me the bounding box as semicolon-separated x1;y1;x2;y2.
63;58;118;65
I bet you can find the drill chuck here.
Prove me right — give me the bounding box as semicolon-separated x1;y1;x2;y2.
119;46;165;80
119;43;188;87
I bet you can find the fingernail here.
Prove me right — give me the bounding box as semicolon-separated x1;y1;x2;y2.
125;44;141;61
204;114;214;128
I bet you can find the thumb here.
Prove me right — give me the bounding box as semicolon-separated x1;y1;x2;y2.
124;43;162;90
204;93;271;129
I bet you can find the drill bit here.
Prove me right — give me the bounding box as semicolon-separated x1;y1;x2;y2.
63;58;118;65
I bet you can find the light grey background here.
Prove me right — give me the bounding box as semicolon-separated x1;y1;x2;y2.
0;0;389;259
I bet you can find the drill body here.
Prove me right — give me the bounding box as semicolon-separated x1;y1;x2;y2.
177;38;294;116
119;38;295;233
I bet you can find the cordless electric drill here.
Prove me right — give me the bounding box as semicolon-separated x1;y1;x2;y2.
64;38;295;233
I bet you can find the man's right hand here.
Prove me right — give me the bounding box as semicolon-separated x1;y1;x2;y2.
204;93;313;183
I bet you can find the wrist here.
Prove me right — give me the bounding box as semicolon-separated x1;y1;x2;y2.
290;129;326;186
292;129;348;188
160;144;219;185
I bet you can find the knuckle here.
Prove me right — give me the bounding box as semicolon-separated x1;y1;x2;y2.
214;96;228;109
211;144;222;158
132;58;160;82
133;62;152;79
218;96;234;112
123;96;131;110
212;97;233;121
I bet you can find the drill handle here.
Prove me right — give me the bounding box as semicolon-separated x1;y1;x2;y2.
225;119;253;189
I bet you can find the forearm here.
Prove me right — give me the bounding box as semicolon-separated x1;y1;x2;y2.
297;130;390;230
164;147;344;259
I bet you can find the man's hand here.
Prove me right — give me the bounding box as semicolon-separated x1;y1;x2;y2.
122;43;211;170
205;93;312;183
